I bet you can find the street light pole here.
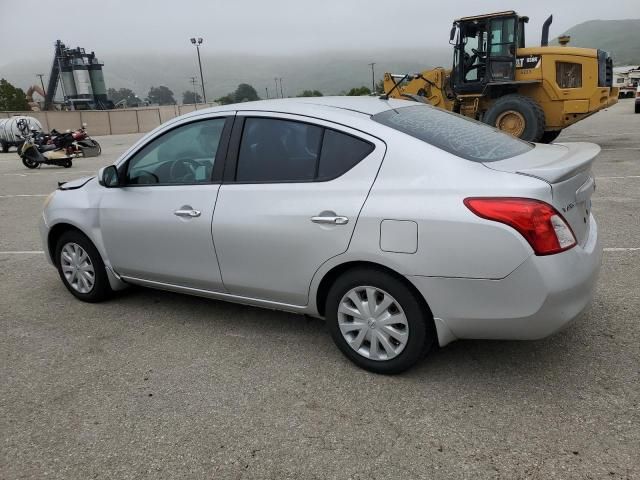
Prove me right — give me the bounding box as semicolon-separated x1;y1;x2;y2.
265;87;269;99
368;62;376;93
279;77;284;98
274;78;279;98
190;37;206;103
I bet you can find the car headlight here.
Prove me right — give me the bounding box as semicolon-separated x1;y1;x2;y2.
556;62;582;89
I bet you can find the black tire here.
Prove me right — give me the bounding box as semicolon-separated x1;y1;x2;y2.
325;267;436;374
63;160;72;168
539;130;562;144
1;141;8;153
55;230;113;303
22;157;39;169
635;103;640;114
483;94;545;142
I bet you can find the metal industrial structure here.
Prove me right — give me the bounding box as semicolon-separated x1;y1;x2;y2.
44;40;113;111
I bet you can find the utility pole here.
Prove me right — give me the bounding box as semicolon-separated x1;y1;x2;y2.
190;37;206;103
368;62;376;93
265;87;269;99
189;76;198;104
274;78;279;98
279;77;284;98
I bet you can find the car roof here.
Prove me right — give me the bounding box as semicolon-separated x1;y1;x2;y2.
180;96;414;121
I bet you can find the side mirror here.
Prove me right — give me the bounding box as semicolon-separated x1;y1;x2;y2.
98;165;120;187
450;26;457;42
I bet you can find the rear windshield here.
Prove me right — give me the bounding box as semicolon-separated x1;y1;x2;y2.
371;105;533;162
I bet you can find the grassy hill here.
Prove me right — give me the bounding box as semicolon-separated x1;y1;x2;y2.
552;19;640;65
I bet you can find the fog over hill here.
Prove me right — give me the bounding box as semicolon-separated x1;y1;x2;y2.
552;19;640;66
2;17;638;103
0;49;451;102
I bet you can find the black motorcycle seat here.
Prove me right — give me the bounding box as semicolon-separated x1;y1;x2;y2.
40;144;58;152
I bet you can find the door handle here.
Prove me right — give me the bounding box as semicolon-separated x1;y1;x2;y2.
174;208;201;218
311;215;349;225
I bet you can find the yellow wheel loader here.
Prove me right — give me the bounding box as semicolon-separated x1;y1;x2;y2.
382;11;619;142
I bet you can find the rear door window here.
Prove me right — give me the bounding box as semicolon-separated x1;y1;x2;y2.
236;118;322;182
235;117;374;182
372;105;532;162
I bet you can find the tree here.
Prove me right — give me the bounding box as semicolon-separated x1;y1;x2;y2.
296;90;323;97
215;83;260;105
234;83;260;102
107;87;139;107
375;79;385;94
0;79;29;111
182;91;203;104
215;93;236;105
346;86;371;96
146;85;176;105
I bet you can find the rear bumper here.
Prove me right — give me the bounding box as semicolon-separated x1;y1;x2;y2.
409;215;602;346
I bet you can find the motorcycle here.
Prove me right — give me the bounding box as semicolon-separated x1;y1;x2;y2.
17;120;101;160
17;128;77;169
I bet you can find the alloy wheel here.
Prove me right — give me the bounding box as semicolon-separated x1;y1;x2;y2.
60;242;95;294
337;286;409;361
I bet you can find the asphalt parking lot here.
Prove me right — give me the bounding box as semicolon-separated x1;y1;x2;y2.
1;100;639;479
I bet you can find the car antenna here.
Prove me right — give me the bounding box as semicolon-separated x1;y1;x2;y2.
379;74;411;100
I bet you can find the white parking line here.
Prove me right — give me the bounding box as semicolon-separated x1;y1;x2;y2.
604;248;640;252
0;251;45;254
0;194;47;198
597;176;640;180
1;170;95;176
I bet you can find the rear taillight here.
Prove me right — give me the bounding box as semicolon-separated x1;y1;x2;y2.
464;197;577;255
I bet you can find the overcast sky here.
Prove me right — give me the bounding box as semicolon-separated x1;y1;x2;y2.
0;0;638;66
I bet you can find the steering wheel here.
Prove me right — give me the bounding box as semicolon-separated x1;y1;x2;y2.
169;158;200;183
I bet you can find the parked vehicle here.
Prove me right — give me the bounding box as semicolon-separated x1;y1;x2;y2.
40;97;602;373
0;116;42;152
25;122;101;158
636;85;640;114
18;128;77;168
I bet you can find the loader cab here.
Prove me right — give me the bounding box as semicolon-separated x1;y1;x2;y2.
451;11;526;94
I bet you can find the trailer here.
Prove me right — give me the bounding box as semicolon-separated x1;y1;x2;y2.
0;116;43;153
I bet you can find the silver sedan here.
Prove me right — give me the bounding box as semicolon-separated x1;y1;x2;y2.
40;97;602;373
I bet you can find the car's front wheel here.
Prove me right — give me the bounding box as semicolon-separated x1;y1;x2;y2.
55;230;112;302
326;268;436;374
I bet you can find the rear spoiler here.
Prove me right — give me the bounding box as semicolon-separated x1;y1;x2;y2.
485;142;600;184
516;143;599;183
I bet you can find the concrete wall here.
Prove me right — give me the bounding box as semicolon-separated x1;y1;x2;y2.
0;103;218;136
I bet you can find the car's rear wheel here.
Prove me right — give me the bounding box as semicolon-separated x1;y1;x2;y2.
635;102;640;114
326;268;435;374
55;230;112;302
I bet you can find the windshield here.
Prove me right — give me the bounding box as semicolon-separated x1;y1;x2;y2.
371;105;533;162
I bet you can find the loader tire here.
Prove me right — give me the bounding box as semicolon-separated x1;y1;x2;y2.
484;94;545;142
